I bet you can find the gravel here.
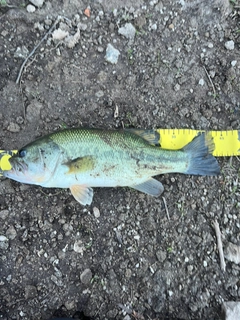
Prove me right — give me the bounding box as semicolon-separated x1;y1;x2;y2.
0;0;239;319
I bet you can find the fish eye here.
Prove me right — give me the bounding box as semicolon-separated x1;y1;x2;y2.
19;149;27;158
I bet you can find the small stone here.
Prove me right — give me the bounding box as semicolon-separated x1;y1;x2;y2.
156;250;167;262
174;83;180;91
26;101;43;122
208;42;214;48
225;40;234;50
25;285;37;299
223;301;240;320
14;46;29;59
52;28;69;41
0;210;9;219
80;268;92;284
65;28;80;49
0;235;8;241
224;242;240;264
169;23;174;30
26;4;36;13
29;0;44;7
118;23;136;41
199;79;205;86
73;240;85;254
77;23;87;31
231;60;237;67
105;44;120;64
203;260;207;267
6;226;17;240
95;91;104;98
150;23;157;31
7;122;20;133
93;207;100;218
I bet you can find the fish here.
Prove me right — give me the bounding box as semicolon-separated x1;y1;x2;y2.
3;128;220;205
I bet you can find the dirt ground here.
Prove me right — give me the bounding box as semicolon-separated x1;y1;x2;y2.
0;0;240;319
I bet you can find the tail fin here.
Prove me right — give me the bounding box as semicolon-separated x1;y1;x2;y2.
184;133;220;176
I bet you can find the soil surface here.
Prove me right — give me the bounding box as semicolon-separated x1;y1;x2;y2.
0;0;240;319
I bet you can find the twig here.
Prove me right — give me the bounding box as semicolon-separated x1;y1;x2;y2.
212;220;226;272
16;16;62;84
203;65;216;97
162;196;170;220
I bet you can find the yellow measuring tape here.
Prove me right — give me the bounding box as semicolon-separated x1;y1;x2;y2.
0;129;239;175
157;129;240;157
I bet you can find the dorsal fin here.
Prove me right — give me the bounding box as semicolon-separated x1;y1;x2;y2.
125;129;160;146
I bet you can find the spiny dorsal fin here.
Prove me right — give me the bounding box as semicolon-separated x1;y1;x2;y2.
125;129;160;146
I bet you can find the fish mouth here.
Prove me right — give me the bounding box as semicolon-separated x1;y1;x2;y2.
3;159;28;180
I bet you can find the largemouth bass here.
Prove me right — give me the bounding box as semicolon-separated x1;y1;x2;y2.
3;128;220;205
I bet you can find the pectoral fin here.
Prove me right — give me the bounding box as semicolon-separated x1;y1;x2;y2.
130;178;164;197
64;156;95;174
70;185;93;205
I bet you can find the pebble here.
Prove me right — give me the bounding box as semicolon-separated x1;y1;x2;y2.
225;40;234;50
93;207;100;218
6;226;17;240
52;28;69;41
118;23;136;41
7;122;20;133
80;268;92;284
0;210;9;219
198;79;205;86
73;240;85;254
26;101;43;122
25;285;37;299
224;242;240;264
29;0;44;7
0;235;8;241
105;44;120;64
26;4;36;13
14;46;29;59
95;90;104;98
174;83;180;91
231;60;237;67
223;301;240;320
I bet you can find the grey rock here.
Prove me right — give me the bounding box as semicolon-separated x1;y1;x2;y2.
29;0;44;7
105;44;120;64
80;268;92;284
224;242;240;264
225;40;234;50
25;285;37;299
118;23;136;41
14;46;29;59
26;100;43;122
7;122;20;133
223;301;240;320
26;4;36;13
0;210;9;219
6;226;17;240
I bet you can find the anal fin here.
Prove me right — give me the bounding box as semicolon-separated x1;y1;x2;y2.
130;178;164;197
70;185;93;205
